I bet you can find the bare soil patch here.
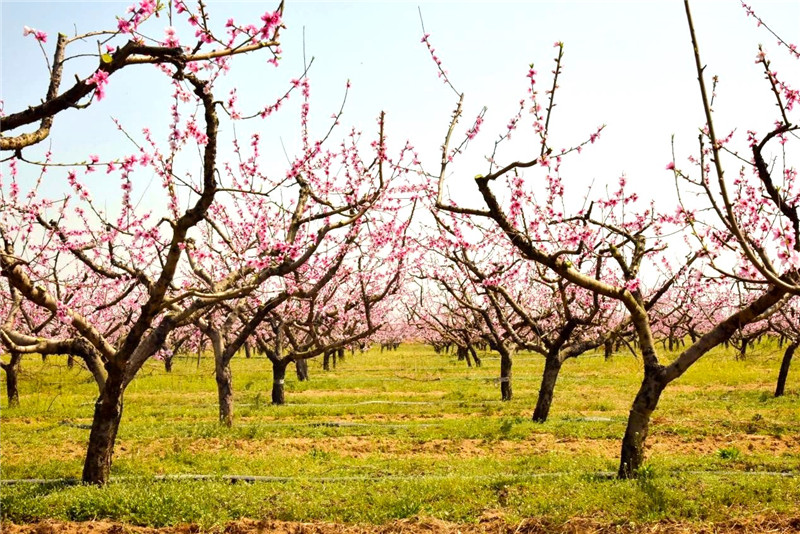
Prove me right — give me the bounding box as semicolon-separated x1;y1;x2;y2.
114;432;797;463
4;514;800;533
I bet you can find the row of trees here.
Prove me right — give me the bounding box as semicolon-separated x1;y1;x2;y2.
1;0;797;484
418;0;798;477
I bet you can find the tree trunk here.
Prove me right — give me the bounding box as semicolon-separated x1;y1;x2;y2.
2;352;22;407
604;339;613;361
82;368;125;485
775;342;796;398
295;359;309;381
468;345;482;367
67;355;75;369
244;343;251;359
500;350;512;401
337;347;345;362
532;356;562;422
323;350;331;371
164;354;173;373
272;360;287;405
618;369;666;478
457;346;471;367
215;359;234;427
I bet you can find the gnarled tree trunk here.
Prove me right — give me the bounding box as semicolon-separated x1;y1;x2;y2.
215;359;234;426
618;368;666;478
82;367;125;485
532;355;562;422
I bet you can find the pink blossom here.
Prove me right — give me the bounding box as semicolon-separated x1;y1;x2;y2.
23;26;47;42
86;70;110;101
117;18;133;34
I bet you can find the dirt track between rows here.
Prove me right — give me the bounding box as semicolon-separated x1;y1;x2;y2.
5;514;800;534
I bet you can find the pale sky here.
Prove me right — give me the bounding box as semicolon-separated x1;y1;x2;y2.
2;1;798;216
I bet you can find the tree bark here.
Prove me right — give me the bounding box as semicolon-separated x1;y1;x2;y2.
618;369;666;478
323;350;331;371
604;339;613;360
164;355;173;373
295;359;309;381
775;342;796;397
244;343;252;359
82;367;125;485
208;331;234;426
532;356;562;422
215;358;234;426
67;354;75;369
2;352;22;407
272;360;287;405
500;349;512;401
337;347;345;362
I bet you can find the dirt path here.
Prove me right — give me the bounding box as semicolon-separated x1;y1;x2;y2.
5;515;800;534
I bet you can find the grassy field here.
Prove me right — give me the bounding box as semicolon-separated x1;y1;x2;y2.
1;343;798;530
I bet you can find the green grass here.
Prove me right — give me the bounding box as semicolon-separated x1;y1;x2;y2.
1;342;798;528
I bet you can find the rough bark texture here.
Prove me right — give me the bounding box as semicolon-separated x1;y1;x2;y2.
500;351;512;401
618;369;666;478
215;359;234;427
82;368;125;485
775;342;796;397
532;356;562;423
272;360;287;405
323;351;331;371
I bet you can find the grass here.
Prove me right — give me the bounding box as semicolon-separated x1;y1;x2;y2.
1;342;798;528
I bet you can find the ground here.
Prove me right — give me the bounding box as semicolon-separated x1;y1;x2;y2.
1;343;798;532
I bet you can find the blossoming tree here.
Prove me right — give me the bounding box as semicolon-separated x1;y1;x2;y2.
422;0;798;477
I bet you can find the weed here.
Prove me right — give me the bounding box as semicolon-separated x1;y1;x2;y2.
717;447;741;460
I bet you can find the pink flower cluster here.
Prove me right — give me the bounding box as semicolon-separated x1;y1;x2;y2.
22;26;47;43
86;70;110;101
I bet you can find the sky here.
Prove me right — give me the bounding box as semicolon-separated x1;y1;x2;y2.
1;0;799;223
